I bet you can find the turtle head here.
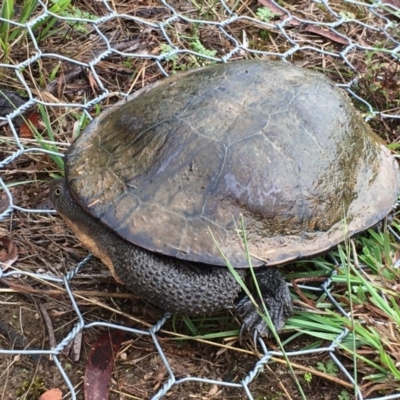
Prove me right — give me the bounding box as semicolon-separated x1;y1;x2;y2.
49;178;86;224
49;178;123;283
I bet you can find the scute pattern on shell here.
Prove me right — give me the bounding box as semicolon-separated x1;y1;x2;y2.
65;60;400;267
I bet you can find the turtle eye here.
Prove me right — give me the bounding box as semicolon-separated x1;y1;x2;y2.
54;186;62;197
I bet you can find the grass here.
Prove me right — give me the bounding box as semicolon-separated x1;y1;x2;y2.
25;103;90;176
159;34;218;72
208;216;400;397
0;0;72;61
29;104;65;173
210;220;309;400
295;237;400;394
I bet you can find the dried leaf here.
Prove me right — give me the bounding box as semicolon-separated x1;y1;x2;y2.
258;0;350;45
84;328;129;400
208;383;219;397
39;388;62;400
19;112;41;138
0;237;18;271
304;25;349;45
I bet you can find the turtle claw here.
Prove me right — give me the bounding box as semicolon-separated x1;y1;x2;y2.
236;267;293;338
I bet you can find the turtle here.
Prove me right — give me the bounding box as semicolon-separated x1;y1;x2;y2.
49;60;400;336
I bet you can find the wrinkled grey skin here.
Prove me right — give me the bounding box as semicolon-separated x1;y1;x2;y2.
50;179;293;336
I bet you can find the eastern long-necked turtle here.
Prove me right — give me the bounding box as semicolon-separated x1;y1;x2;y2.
49;60;400;335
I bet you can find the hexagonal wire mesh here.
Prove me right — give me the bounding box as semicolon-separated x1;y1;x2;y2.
0;0;400;399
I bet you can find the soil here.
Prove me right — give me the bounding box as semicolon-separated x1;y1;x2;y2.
0;274;347;400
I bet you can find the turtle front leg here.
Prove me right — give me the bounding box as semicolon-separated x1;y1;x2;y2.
236;267;292;336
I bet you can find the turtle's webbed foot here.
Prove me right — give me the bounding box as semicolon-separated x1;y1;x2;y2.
236;267;292;337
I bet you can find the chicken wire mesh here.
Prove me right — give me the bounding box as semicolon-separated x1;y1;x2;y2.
0;0;400;399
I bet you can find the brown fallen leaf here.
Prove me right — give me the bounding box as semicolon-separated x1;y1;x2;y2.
39;388;62;400
19;112;41;138
258;0;350;45
304;25;349;45
208;383;220;397
0;237;18;271
84;327;130;400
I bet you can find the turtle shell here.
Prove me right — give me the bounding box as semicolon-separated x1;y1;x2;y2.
65;60;400;268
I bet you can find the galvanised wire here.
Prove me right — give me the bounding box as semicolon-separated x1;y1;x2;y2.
0;1;399;399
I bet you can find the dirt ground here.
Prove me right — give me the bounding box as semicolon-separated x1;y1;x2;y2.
0;266;348;399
